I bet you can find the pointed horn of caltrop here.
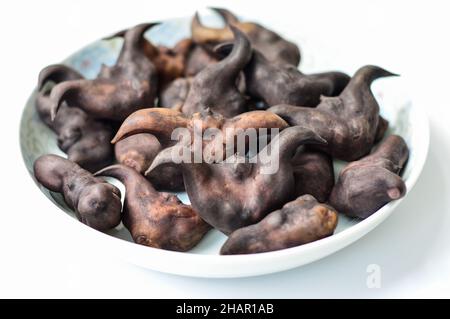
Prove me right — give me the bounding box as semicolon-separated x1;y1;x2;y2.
49;80;84;121
111;108;189;143
96;164;157;193
116;22;160;59
346;65;398;92
206;25;251;85
222;25;252;78
145;145;181;176
210;7;240;24
102;28;127;41
224;111;289;132
37;64;83;91
191;11;231;43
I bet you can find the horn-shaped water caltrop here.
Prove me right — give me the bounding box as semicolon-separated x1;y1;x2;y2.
192;7;300;66
111;108;190;143
50;23;159;122
37;64;84;92
239;49;350;107
269;65;398;161
105;27;194;88
180;24;252;117
36;64;114;172
34;155;122;231
146;126;326;234
221;195;338;254
329;135;409;219
111;107;288;149
95;164;210;251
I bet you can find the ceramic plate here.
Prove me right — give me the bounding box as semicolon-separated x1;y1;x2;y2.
20;14;429;278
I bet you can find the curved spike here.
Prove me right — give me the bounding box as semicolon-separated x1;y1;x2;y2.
49;80;84;121
349;65;398;88
224;111;288;132
119;22;160;57
210;7;240;24
268;126;327;161
209;25;251;84
37;64;83;91
191;11;229;43
95;164;157;194
192;11;256;44
145;146;180;176
111;108;189;143
102;28;127;41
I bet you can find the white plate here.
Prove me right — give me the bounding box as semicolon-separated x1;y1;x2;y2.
20;13;429;278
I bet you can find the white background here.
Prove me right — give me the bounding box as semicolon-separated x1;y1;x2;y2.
1;0;450;298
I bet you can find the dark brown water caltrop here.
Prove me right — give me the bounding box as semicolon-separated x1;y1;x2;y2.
95;164;210;251
36;65;114;172
329;135;409;219
50;23;159;122
34;155;122;231
147;126;327;234
269;65;398;161
221;195;338;254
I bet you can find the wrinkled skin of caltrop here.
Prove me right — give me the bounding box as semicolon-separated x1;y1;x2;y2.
243;50;350;107
95;164;210;251
192;7;300;66
50;23;159;122
292;148;334;203
147;126;326;234
221;195;338;254
34;155;122;231
329;135;409;219
180;25;252;117
114;133;184;191
36;64;114;172
269;65;398;161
